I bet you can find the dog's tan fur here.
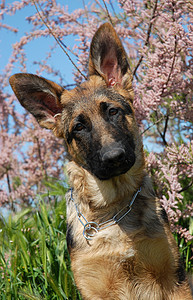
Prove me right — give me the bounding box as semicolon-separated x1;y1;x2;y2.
9;23;192;299
66;163;192;300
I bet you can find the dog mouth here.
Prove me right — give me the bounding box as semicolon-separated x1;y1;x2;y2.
96;159;135;180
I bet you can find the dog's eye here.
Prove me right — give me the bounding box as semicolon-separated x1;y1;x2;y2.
74;123;84;132
109;107;118;116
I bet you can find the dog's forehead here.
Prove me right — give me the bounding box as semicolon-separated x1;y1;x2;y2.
60;76;106;109
60;76;132;116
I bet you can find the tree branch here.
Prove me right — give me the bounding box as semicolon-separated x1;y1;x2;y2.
155;2;178;144
178;180;193;193
32;0;87;80
160;6;178;97
133;0;158;77
141;114;166;135
102;0;114;25
6;171;15;212
154;110;170;146
35;136;48;181
162;113;169;145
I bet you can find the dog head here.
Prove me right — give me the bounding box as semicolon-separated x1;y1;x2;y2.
9;23;144;180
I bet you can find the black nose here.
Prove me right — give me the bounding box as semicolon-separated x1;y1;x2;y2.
101;148;126;164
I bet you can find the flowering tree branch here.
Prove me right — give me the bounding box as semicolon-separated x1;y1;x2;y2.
32;0;87;80
133;0;158;78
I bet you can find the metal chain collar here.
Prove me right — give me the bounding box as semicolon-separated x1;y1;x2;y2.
70;187;141;240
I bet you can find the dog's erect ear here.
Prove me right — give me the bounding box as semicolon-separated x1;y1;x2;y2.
89;23;132;90
9;73;64;134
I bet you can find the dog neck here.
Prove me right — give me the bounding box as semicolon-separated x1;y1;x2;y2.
66;161;153;210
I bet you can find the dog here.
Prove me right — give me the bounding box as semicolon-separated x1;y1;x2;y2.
9;23;192;300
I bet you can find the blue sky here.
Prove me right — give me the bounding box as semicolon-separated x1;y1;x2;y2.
1;0;94;84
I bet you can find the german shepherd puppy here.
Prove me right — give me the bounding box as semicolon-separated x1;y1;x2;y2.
9;23;192;300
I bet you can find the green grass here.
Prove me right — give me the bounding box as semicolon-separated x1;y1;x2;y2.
174;177;193;273
0;180;81;299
